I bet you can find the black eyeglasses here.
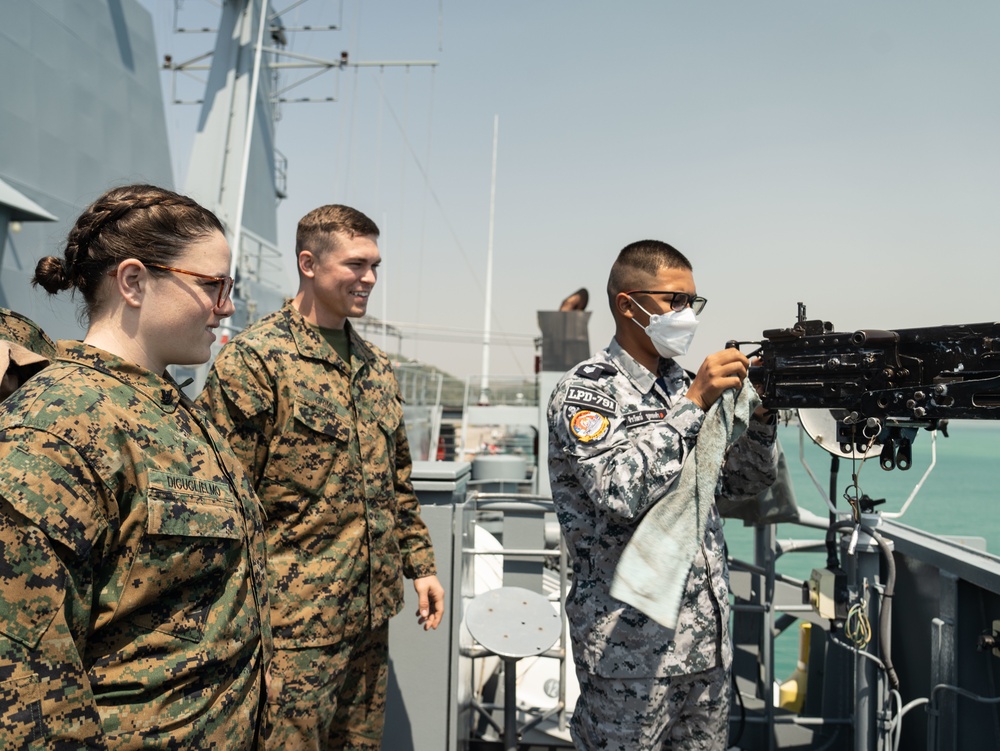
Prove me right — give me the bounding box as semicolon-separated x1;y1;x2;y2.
624;290;707;315
146;264;235;309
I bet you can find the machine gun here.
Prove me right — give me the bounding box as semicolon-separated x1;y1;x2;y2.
729;304;1000;469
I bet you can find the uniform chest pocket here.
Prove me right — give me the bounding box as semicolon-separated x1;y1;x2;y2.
146;493;243;539
0;674;44;749
294;399;353;443
127;475;245;642
369;392;402;434
264;398;352;498
368;395;403;474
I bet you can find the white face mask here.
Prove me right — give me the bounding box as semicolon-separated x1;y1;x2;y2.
628;297;700;359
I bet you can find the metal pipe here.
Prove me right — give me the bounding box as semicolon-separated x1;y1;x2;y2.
503;657;518;751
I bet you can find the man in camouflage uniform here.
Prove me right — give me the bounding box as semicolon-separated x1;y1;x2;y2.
0;341;271;749
548;240;778;751
198;204;444;751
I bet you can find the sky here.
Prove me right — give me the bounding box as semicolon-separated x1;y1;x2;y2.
140;0;1000;382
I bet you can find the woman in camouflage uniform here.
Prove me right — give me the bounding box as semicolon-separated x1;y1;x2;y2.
0;185;271;749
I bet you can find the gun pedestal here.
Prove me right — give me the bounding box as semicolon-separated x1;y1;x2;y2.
844;514;895;751
797;411;908;751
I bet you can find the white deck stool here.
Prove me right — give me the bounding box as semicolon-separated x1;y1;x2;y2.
464;586;562;751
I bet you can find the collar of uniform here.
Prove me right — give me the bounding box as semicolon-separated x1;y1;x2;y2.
344;322;380;367
607;337;658;394
55;341;184;412
282;301;378;372
282;300;336;364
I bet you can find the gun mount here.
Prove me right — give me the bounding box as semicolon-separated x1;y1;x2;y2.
732;304;1000;463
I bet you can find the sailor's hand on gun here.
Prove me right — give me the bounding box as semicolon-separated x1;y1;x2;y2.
685;348;749;411
747;356;774;420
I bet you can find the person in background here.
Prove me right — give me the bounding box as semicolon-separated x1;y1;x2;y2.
559;287;589;311
0;308;54;399
0;306;57;357
547;239;778;751
197;203;444;751
0;184;271;749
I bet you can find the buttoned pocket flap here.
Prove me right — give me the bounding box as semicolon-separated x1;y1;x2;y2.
293;399;351;443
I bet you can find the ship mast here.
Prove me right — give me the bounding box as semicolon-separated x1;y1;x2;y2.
230;0;270;284
165;0;436;331
478;115;499;406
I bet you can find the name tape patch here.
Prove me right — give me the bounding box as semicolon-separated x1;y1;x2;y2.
623;409;667;428
149;471;226;499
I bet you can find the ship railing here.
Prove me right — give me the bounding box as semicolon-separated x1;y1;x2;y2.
463;374;541;408
235;226;284;290
459;491;572;745
460;375;543;492
391;363;446;462
394;362;445;407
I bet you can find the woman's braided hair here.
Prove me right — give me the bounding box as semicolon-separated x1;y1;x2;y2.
33;184;225;319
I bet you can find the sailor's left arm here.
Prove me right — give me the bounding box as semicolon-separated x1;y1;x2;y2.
718;411;779;500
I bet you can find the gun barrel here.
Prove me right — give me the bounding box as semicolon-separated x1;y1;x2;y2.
851;330;899;345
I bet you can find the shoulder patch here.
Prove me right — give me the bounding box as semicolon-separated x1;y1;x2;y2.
574;362;617;380
564;386;617;416
569;410;610;442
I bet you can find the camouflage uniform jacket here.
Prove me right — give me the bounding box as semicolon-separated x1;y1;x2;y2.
0;342;271;750
547;339;777;678
197;300;437;649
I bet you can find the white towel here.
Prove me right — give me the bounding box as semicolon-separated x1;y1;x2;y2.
610;381;760;628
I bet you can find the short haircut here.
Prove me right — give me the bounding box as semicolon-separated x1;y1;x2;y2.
606;239;692;308
295;204;379;258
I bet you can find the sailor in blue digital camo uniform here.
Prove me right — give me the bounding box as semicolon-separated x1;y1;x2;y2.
548;240;778;751
0;185;271;750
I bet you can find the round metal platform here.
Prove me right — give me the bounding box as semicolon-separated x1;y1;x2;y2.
464;586;561;659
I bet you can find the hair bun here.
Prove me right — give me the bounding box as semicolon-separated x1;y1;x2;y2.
32;255;73;294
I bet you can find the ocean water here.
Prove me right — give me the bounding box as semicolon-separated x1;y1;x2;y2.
723;419;1000;680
